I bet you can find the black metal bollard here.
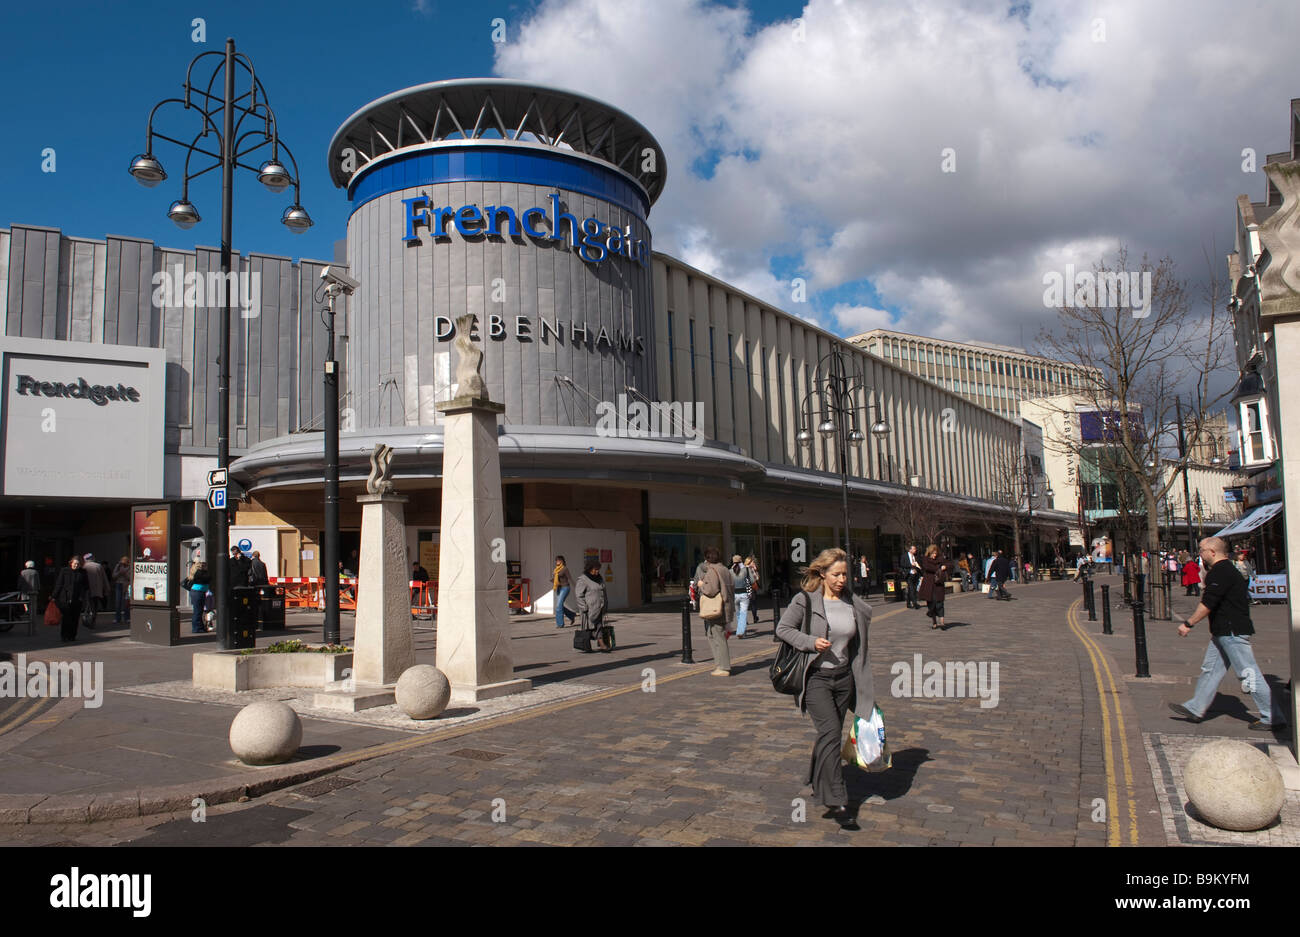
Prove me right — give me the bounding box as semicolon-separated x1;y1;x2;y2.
1085;579;1097;621
1081;579;1090;616
1132;573;1150;678
680;599;694;664
1100;584;1112;635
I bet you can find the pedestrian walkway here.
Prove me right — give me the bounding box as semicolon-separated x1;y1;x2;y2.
0;576;1294;845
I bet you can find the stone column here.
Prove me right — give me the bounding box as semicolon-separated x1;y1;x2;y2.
435;393;531;702
352;492;414;686
1268;318;1300;754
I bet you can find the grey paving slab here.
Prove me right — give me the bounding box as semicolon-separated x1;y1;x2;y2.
0;580;1294;847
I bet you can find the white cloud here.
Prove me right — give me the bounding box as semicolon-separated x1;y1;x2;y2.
494;0;1300;345
830;303;894;336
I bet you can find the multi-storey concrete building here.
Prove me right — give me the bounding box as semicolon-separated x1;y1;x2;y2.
0;79;1075;612
848;328;1098;423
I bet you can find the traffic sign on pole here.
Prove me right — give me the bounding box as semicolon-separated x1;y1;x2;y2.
207;469;228;487
208;487;227;510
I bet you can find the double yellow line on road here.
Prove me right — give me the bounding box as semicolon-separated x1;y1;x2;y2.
0;697;55;739
1066;598;1139;846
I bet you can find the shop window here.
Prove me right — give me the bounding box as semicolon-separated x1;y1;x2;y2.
1238;398;1273;465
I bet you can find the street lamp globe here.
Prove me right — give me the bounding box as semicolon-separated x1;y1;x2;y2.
870;419;890;438
128;153;167;187
166;198;201;229
817;419;836;438
847;428;866;445
257;159;293;192
796;428;813;448
281;203;313;233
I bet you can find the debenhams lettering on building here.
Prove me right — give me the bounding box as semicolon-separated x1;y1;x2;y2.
436;314;645;356
15;375;141;406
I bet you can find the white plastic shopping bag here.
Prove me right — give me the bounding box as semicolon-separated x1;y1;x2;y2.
843;706;891;771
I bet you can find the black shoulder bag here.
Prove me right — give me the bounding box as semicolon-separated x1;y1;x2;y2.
770;592;812;695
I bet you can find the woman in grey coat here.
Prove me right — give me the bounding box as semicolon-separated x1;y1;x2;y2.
776;547;874;827
696;546;736;675
573;559;610;651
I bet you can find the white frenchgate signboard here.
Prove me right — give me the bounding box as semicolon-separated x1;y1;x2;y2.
0;337;165;499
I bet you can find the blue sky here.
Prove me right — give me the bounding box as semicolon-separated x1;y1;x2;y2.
2;0;1298;370
0;0;800;264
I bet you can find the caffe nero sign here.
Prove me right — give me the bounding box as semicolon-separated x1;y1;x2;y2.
15;374;142;406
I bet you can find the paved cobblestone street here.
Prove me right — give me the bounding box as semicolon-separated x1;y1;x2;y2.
4;576;1292;847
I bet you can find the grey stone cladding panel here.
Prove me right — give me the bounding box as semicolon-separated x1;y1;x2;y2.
345;177;653;431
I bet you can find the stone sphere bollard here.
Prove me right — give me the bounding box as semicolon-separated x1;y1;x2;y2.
1183;739;1285;831
229;701;303;766
395;664;452;720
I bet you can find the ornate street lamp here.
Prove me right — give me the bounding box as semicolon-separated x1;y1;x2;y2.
129;38;311;649
795;348;891;592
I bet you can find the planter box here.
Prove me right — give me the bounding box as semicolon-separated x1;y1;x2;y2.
193;648;353;692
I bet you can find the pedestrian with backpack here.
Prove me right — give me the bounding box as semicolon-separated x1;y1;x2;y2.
697;546;735;675
774;547;874;829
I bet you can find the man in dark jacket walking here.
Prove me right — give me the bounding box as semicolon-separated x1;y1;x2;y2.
989;550;1012;600
1169;536;1287;731
52;556;90;642
228;546;251;593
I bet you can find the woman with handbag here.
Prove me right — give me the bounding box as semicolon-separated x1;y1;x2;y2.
573;559;610;652
697;547;735;675
186;561;212;634
52;555;90;643
917;544;952;630
775;547;874;828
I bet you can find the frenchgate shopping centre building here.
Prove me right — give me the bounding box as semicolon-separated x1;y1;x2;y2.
0;79;1064;611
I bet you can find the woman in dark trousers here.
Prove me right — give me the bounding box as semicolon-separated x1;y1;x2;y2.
573;559;610;652
112;555;132;626
776;547;874;828
917;543;952;629
52;555;89;643
187;561;212;634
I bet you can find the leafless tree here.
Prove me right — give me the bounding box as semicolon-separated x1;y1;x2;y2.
1036;248;1233;616
882;483;964;551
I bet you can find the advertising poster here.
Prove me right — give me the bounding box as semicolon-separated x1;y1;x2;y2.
1249;573;1287;602
133;507;169;603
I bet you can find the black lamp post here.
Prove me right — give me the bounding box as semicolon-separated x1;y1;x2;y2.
316;268;357;646
1175;397;1196;554
795;348;891;592
129;38;311;649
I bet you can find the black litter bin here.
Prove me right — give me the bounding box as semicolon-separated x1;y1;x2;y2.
259;585;285;631
231;586;259;648
884;574;905;602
